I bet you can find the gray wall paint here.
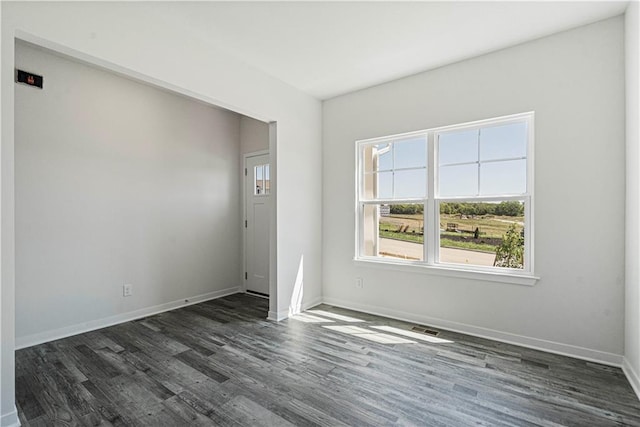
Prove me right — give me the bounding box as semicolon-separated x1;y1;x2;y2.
322;17;625;362
240;116;269;155
15;42;242;342
625;0;640;393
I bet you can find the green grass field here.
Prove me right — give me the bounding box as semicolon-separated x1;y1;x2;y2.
379;229;424;243
379;213;524;254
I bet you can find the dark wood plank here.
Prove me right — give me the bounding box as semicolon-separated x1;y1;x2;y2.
15;376;45;421
174;349;230;383
15;293;640;426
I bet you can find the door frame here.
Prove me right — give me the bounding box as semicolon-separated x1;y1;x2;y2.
242;149;270;295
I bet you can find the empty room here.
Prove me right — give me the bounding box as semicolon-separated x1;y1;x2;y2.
1;1;640;426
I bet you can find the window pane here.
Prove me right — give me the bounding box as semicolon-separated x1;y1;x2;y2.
374;172;393;199
254;165;264;195
394;137;426;169
480;159;526;195
438;201;525;269
480;122;527;161
375;143;392;171
362;203;424;261
439;164;478;197
394;169;426;198
438;129;478;165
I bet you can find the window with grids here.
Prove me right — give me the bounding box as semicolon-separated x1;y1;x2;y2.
356;112;533;274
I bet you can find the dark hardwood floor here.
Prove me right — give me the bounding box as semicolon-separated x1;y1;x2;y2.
16;293;640;426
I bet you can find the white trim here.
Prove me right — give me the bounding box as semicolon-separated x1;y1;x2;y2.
268;310;288;322
321;297;622;367
623;357;640;400
436;195;527;203
354;258;538;286
526;115;535;273
242;150;270;293
15;287;241;350
305;296;324;310
243;152;271;296
291;295;324;317
426;132;436;264
355;112;535;278
354;140;361;264
267;295;323;322
267;122;279;318
356;112;534;146
431;111;534;136
0;406;20;427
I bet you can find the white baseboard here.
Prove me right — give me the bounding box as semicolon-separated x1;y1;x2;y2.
304;295;324;311
268;310;288;321
268;295;323;322
321;297;623;367
16;286;241;350
1;406;20;427
623;357;640;400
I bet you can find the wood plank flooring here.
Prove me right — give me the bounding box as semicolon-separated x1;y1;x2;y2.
15;293;640;426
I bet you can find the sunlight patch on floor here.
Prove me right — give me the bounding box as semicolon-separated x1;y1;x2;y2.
372;325;453;344
291;313;335;323
323;325;416;344
306;310;365;322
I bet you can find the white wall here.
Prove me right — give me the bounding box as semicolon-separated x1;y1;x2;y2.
14;41;242;345
240;116;269;155
625;0;640;397
323;17;625;364
1;2;322;424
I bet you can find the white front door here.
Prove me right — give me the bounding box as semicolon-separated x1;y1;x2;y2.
245;154;271;296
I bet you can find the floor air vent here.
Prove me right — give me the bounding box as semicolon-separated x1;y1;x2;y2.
411;326;440;336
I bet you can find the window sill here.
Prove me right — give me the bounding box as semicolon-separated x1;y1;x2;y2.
353;258;539;286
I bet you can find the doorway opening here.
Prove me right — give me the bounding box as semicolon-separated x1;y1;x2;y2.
244;152;271;298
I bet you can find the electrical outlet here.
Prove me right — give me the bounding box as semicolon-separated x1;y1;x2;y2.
123;284;133;297
355;277;364;289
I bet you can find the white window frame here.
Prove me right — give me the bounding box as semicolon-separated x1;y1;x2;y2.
355;112;538;286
